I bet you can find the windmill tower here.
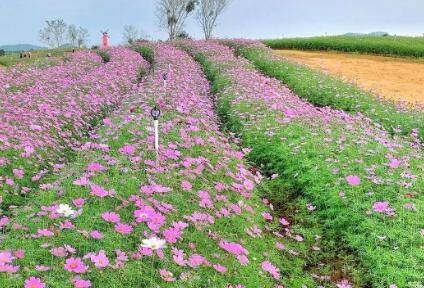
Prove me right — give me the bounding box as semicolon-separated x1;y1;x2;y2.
101;30;109;48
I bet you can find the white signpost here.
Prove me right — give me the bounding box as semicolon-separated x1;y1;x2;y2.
150;106;161;162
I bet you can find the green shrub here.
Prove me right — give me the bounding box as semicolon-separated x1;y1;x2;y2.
96;50;111;63
133;45;154;66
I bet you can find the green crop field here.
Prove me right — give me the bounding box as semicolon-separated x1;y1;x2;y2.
263;35;424;57
0;48;73;67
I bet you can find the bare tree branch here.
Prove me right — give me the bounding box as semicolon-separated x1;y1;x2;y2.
39;19;68;48
123;25;139;44
156;0;197;40
196;0;229;40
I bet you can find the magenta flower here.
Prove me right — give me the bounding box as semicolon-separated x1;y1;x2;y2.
159;269;176;282
261;260;280;280
181;180;192;191
64;257;88;274
213;264;227;273
372;201;390;213
73;278;92;288
87;162;104;172
24;277;45;288
90;230;104;239
346;175;361;186
0;251;14;263
101;211;120;223
114;223;133;235
90;250;109;268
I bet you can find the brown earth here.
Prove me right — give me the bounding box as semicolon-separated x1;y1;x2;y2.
273;49;424;105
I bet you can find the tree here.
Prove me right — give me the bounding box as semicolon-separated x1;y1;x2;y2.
0;49;5;57
156;0;197;40
123;25;139;44
68;24;78;47
39;19;68;48
77;27;89;48
196;0;229;40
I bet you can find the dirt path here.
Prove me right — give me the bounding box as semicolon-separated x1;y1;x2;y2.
273;49;424;105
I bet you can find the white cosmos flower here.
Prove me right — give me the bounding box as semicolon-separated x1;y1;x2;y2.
140;237;166;250
56;204;76;217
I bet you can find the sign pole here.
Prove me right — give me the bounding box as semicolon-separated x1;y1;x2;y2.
150;106;161;164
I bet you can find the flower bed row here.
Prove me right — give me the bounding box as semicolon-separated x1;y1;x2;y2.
0;43;313;287
0;48;149;202
223;39;424;141
180;40;424;287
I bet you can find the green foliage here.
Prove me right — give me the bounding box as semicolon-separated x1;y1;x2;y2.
192;46;424;287
132;45;155;66
97;50;111;63
176;31;191;40
137;65;147;82
237;45;424;141
0;49;5;57
263;35;424;58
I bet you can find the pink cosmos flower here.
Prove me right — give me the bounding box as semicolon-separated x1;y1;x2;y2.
51;247;67;257
35;265;50;271
24;277;45;288
115;223;133;235
103;118;112;126
134;206;156;222
119;144;136;155
90;184;109;198
336;280;352;288
90;250;109;268
14;249;25;259
181;180;192;191
72;198;85;207
261;212;273;221
74;278;92;288
346;175;361;186
213;264;227;273
64;257;88;274
388;159;401;168
243;179;254;191
159;269;176;282
12;168;24;179
0;251;14;263
90;230;103;239
0;263;19;273
87;162;104;172
0;216;9;228
279;217;290;226
188;254;206;268
261;261;280;280
101;211;120;223
34;229;54;238
372;201;390;213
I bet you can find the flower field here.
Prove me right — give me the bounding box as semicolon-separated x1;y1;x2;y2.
0;41;422;288
225;40;424;141
1;48;148;204
180;40;423;287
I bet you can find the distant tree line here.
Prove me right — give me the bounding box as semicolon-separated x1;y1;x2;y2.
39;0;230;48
39;19;89;48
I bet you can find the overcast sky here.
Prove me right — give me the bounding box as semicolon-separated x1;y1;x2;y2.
0;0;423;46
